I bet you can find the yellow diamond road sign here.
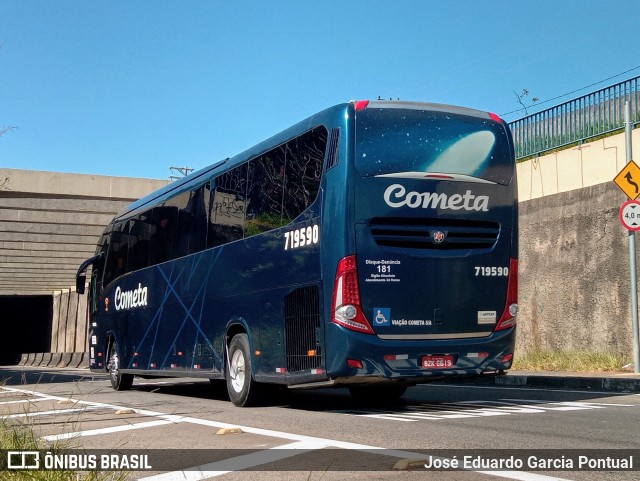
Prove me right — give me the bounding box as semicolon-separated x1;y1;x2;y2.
614;160;640;200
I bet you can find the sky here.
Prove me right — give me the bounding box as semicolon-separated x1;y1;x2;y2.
1;0;639;180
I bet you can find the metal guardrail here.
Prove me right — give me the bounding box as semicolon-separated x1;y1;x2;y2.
508;76;640;160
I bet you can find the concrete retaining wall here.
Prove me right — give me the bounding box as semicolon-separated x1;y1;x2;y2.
51;288;88;353
517;181;634;356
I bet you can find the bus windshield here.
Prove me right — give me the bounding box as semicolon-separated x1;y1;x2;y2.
355;107;513;185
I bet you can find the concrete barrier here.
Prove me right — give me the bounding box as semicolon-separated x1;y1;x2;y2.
69;352;83;368
77;354;90;368
33;353;44;366
14;352;91;368
49;352;62;367
38;353;52;367
25;353;36;366
58;353;72;368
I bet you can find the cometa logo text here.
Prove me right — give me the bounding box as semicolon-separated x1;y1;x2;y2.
384;184;489;212
114;284;148;311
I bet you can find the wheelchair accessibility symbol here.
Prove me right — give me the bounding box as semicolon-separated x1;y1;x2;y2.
373;308;391;326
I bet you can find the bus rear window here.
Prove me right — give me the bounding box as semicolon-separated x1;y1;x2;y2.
355;107;513;185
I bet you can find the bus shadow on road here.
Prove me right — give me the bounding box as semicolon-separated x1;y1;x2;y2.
128;377;634;415
0;366;106;386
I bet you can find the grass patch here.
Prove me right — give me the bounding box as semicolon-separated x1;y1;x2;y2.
0;417;128;481
512;350;632;372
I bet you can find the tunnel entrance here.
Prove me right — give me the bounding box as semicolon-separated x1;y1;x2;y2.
0;296;52;365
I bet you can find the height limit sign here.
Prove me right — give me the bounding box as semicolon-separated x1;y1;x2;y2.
620;200;640;232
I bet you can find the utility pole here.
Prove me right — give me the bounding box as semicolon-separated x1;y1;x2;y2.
169;166;194;181
626;101;640;374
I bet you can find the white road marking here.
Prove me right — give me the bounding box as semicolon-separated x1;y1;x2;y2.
456;401;548;414
0;397;52;406
138;440;331;481
42;419;176;441
0;386;578;481
426;383;633;396
503;399;634;408
1;406;100;420
332;397;636;422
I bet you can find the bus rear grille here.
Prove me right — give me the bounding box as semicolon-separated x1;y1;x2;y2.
284;285;322;373
370;218;500;250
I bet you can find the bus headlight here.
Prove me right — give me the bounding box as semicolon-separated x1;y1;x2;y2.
509;303;518;317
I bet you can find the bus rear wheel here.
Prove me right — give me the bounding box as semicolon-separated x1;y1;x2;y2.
226;333;264;407
107;341;133;391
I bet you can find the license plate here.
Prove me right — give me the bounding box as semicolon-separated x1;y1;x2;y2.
422;355;454;369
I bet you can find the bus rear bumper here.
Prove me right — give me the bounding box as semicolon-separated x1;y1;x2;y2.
324;324;517;384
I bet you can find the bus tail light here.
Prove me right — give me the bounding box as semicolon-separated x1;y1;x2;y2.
494;258;518;331
332;255;374;335
489;112;503;123
347;359;364;369
354;100;370;111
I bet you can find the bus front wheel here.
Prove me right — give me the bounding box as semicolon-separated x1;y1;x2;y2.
226;333;263;407
107;340;133;391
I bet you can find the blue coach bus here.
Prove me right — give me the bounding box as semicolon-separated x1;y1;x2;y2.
76;100;518;406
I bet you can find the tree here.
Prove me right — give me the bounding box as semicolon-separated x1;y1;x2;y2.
0;45;16;141
514;88;539;115
0;126;15;138
0;128;15;190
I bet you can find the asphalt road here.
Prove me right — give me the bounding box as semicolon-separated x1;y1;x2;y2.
1;366;639;481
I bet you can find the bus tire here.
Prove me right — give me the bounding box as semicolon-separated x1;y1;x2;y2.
226;333;263;407
107;340;133;391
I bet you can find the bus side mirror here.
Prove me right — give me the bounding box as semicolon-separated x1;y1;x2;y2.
76;275;86;294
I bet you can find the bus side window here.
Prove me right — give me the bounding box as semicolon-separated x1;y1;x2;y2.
104;221;128;286
282;127;326;223
89;240;107;314
90;268;100;314
245;147;285;237
208;164;247;248
95;232;109;291
202;126;327;247
163;190;191;259
127;214;155;272
187;183;210;254
147;207;168;265
125;217;140;272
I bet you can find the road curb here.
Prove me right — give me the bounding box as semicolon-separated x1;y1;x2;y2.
472;373;640;393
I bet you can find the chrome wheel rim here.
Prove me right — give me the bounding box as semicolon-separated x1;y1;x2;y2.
230;349;245;393
108;350;119;383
